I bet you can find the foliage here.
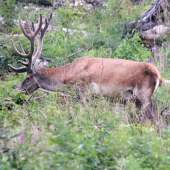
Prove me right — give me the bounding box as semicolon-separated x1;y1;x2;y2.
0;0;155;73
0;74;28;117
113;33;151;62
0;126;21;169
0;33;26;75
16;0;53;6
0;0;18;33
0;84;170;169
1;0;170;169
43;121;170;170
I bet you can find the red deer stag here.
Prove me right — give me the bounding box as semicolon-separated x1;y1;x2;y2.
9;14;164;124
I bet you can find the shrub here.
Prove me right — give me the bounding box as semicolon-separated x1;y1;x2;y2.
113;33;151;62
0;0;18;33
16;0;53;6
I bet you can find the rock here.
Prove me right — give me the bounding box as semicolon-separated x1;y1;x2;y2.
0;17;5;25
140;25;170;45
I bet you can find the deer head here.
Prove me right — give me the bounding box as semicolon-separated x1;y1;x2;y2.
9;14;52;94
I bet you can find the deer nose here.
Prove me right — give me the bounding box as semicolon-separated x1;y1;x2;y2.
20;85;27;93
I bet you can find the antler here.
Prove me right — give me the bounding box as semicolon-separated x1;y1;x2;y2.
8;14;52;73
32;13;52;67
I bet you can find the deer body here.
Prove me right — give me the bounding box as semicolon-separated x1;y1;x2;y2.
23;57;163;99
9;14;164;124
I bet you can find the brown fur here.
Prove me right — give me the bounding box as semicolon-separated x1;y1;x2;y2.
22;57;163;125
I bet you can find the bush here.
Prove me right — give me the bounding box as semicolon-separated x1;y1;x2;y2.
113;33;151;62
16;0;53;6
0;0;18;33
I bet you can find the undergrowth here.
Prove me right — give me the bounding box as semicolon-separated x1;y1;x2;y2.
1;0;170;169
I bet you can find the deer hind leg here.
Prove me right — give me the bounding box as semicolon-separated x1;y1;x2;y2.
137;87;158;125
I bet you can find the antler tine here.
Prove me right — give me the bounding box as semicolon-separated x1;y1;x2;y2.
11;15;43;59
10;39;30;58
41;13;52;37
8;64;27;73
32;22;35;32
18;41;26;54
9;14;43;73
19;19;30;40
19;15;42;40
25;17;32;35
32;14;53;66
18;60;29;67
33;14;43;37
10;38;33;73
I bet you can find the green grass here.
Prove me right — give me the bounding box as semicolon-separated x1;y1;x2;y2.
1;0;170;169
1;73;170;169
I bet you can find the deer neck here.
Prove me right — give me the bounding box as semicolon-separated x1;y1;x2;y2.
36;67;66;91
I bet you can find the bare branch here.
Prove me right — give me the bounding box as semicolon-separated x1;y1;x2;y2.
67;50;82;58
0;3;6;7
161;107;169;115
29;94;47;101
38;88;50;94
38;109;50;124
87;43;93;51
62;43;93;60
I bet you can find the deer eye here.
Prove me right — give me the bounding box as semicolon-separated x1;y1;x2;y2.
26;77;30;80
